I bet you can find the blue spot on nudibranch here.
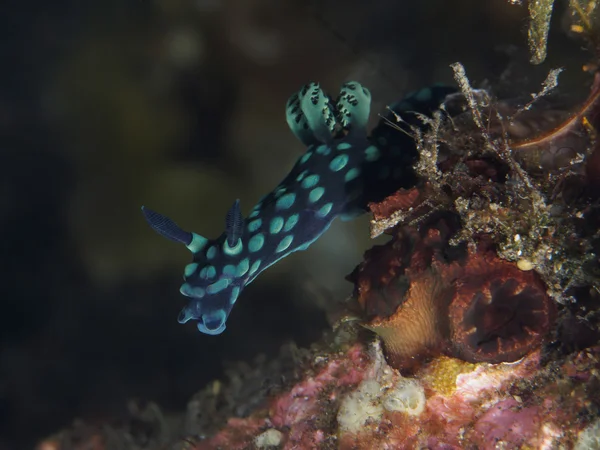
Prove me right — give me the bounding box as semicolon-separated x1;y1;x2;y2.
274;187;286;198
248;234;265;252
180;283;204;298
301;175;319;189
317;202;333;217
276;193;296;210
201;265;217;279
184;263;198;278
270;217;284;234
296;170;308;182
300;152;311;164
230;286;240;304
276;235;294;253
344;167;360;183
248;219;262;232
329;154;349;172
237;258;250;277
365;146;381;162
284;213;299;232
206;246;217;259
207;278;230;294
186;233;208;253
249;260;261;276
316;145;331;155
180;283;192;296
223;264;236;276
337;142;351;150
223;238;243;256
249;210;260;219
309;187;325;203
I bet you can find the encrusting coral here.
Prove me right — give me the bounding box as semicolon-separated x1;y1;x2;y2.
349;217;557;373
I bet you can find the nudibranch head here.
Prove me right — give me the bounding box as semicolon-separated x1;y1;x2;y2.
141;200;247;335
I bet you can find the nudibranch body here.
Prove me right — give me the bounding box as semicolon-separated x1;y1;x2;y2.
142;82;456;335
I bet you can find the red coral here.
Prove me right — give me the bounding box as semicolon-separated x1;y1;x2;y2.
368;187;422;220
448;252;556;363
350;220;556;373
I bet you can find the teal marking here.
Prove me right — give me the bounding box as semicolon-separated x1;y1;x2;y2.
207;266;216;279
184;263;198;278
317;202;333;218
249;234;265;253
329;154;349;172
296;170;308;182
180;283;192;296
365;146;381;162
180;283;205;298
276;235;294;253
275;187;286;198
415;88;432;102
344;167;360;182
199;266;209;279
378;166;391;179
186;233;208;253
206;278;230;294
249;210;260;219
236;258;250;277
206;246;217;259
300;152;311;164
284;213;299;232
249;260;261;276
248;219;262;233
301;174;319;189
309;187;325;203
270;217;284;234
223;264;236;276
230;286;240;305
223;238;243;256
276;193;296;210
316;145;331;155
337;142;351;150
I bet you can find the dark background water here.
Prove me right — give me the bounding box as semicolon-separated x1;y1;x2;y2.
0;0;590;448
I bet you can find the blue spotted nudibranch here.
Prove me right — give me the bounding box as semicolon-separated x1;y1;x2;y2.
142;82;456;335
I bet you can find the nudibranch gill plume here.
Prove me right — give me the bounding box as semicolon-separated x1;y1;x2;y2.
142;81;456;335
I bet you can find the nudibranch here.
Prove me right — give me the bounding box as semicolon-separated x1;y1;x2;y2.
142;81;456;335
